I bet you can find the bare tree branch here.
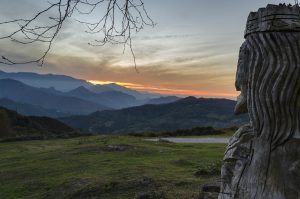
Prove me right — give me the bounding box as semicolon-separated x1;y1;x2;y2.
0;0;155;69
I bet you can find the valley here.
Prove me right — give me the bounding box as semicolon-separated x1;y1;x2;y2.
0;70;240;199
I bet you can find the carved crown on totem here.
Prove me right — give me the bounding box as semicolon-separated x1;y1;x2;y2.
245;4;300;37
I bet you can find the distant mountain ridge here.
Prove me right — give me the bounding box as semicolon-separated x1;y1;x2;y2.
0;70;91;91
61;97;248;134
66;86;140;109
0;107;79;140
147;96;181;105
0;77;182;117
0;79;108;115
0;98;69;118
0;70;165;99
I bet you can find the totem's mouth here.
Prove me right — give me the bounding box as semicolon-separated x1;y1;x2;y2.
234;93;248;115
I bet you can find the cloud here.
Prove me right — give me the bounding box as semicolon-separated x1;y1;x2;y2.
34;52;236;97
0;0;247;98
0;22;239;98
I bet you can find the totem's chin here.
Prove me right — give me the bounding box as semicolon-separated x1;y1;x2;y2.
234;94;248;115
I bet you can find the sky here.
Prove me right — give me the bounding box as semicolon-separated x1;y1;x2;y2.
0;0;297;98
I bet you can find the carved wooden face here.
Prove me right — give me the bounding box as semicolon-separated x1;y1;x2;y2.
234;42;248;115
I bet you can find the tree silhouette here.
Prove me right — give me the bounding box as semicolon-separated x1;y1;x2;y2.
0;0;154;67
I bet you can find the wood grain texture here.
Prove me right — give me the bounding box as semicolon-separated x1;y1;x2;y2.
219;5;300;199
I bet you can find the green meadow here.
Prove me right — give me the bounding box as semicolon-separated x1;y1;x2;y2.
0;136;226;199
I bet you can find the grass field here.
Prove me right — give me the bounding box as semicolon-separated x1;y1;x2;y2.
0;135;226;199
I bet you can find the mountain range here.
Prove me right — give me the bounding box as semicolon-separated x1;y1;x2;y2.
60;97;248;134
0;79;108;116
0;98;70;118
0;70;91;91
65;86;141;109
0;70;247;134
0;70;163;99
0;107;78;141
0;71;182;116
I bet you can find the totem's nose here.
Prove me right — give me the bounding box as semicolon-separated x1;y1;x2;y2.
234;93;248;115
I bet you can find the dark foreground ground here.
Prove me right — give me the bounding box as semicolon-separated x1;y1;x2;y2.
0;135;226;199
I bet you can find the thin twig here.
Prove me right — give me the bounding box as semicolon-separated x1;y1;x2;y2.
0;0;155;70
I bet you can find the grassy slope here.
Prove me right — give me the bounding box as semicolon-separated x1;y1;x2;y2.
0;107;78;140
0;136;226;199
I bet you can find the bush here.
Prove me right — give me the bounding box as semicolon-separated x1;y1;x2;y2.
128;126;225;137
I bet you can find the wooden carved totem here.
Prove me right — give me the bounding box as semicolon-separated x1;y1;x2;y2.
219;4;300;199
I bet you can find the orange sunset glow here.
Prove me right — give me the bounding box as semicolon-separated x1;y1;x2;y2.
0;1;279;99
88;80;238;97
